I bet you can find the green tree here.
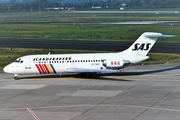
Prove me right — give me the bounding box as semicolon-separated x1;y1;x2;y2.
128;0;180;7
34;0;49;11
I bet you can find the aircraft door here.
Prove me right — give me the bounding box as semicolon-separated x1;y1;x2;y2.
25;57;31;69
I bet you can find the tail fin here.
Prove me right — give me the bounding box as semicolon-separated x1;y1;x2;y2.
122;32;174;56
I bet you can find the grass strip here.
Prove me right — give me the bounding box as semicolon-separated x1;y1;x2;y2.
0;24;179;42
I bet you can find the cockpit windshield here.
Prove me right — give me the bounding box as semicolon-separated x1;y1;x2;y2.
14;58;23;63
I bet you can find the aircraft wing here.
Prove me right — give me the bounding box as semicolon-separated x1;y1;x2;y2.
65;68;120;73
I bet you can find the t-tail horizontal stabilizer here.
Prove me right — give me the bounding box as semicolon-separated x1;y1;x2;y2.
144;34;175;38
122;32;174;56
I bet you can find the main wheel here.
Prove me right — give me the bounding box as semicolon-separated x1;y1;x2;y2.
14;76;19;80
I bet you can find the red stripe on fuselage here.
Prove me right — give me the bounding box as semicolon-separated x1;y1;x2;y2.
39;64;45;74
43;64;50;74
41;64;48;74
35;64;43;74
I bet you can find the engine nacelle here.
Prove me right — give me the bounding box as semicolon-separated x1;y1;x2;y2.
103;59;131;69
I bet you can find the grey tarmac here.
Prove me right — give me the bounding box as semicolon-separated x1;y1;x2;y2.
0;62;180;120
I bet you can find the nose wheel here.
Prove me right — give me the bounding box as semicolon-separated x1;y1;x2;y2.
14;74;19;80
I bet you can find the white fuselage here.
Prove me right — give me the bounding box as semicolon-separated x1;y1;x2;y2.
3;52;148;74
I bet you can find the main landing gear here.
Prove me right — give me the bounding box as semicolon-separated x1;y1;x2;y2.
14;74;19;80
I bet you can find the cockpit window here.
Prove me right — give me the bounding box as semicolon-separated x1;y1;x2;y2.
14;58;23;63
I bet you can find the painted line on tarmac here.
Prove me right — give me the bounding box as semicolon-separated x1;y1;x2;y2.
19;77;96;81
2;77;180;82
104;76;180;82
27;108;40;120
1;73;180;82
1;104;180;113
142;74;180;76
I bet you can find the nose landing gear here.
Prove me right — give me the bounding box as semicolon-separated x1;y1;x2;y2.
14;74;19;80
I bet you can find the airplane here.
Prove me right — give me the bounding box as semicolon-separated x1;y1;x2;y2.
3;32;174;80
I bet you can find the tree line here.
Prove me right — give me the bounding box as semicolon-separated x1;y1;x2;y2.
128;0;180;8
1;0;180;12
1;0;125;11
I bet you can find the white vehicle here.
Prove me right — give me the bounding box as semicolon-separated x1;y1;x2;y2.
3;32;173;80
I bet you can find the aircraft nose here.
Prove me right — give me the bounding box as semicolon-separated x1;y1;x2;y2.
3;63;24;74
3;65;11;73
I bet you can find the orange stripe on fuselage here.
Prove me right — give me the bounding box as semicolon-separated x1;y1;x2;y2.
46;64;53;73
43;64;50;74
